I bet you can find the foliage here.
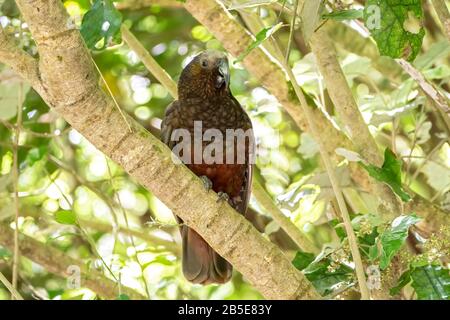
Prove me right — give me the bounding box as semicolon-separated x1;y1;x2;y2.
364;0;425;61
369;214;421;269
292;249;354;296
391;264;450;299
235;22;283;63
81;0;122;50
360;148;411;202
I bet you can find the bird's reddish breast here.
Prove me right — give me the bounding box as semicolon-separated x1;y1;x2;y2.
188;163;246;197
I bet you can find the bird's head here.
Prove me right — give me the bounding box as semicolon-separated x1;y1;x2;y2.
178;50;230;100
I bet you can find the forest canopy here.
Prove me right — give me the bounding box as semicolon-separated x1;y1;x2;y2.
0;0;449;300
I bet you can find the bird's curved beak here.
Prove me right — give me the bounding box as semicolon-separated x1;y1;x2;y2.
216;58;230;89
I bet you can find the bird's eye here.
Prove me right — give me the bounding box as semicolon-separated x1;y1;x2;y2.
201;60;208;68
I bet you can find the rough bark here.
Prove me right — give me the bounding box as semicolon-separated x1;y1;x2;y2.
0;224;145;300
5;0;319;300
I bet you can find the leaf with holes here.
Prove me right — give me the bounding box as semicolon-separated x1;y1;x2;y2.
364;0;424;61
81;0;122;50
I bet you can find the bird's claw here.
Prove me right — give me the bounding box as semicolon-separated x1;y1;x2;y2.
216;192;230;203
200;175;213;191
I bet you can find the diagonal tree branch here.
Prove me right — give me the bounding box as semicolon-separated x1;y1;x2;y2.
0;26;44;95
8;0;319;300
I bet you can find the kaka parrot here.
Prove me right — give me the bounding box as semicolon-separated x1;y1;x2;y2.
160;50;254;284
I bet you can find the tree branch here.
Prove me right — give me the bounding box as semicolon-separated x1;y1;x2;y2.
0;224;145;300
0;26;44;95
11;0;319;300
309;26;401;220
431;0;450;42
121;25;178;99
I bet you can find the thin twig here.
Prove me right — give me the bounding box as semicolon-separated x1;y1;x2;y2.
92;58;133;133
11;82;24;298
0;271;24;300
106;159;151;298
285;0;300;65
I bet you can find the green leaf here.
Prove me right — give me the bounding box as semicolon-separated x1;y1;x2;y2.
55;210;77;225
305;262;353;296
364;0;425;61
235;23;283;63
81;0;122;50
26;145;47;166
360;148;411;202
376;214;422;269
142;255;173;269
292;248;354;296
390;268;412;296
0;246;11;259
117;293;130;300
322;9;363;21
411;265;450;300
292;251;315;271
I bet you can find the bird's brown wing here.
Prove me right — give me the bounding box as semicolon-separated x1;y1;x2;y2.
160;100;179;149
231;95;254;216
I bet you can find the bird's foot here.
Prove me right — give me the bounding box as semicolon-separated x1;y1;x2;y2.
216;192;231;203
199;175;213;191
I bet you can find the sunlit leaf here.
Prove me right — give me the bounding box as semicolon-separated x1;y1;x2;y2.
81;0;122;50
364;0;425;61
371;214;421;270
55;210;77;225
360;148;411;202
26;145;48;166
235;23;283;63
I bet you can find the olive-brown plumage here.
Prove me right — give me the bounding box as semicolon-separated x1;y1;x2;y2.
161;50;253;284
